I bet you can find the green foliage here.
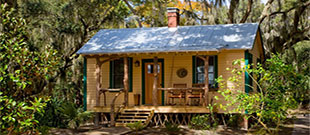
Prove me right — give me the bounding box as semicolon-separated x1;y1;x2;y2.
217;54;307;134
0;3;59;99
164;122;180;133
0;92;48;134
127;121;145;133
60;102;94;129
226;114;243;128
189;114;211;130
36;99;94;129
0;4;58;134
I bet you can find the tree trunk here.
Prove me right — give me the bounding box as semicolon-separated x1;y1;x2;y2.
240;0;253;23
153;56;158;106
228;0;239;23
123;57;129;107
204;56;209;107
95;57;102;126
110;91;124;127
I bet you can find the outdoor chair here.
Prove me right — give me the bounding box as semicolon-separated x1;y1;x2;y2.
167;83;187;105
187;83;204;106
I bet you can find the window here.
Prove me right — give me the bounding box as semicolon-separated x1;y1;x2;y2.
110;58;133;92
193;56;218;88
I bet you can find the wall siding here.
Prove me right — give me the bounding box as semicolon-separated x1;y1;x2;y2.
249;31;263;92
86;51;245;111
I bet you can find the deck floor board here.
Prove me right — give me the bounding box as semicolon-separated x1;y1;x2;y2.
93;105;210;113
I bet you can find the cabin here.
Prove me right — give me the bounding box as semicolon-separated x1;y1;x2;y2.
77;8;265;128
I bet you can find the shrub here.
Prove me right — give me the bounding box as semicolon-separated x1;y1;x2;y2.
164;122;180;133
189;114;211;130
127;121;145;133
0;92;48;134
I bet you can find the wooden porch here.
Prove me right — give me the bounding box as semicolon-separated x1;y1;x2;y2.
93;105;210;113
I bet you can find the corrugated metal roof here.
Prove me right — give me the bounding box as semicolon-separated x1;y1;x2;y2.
77;23;259;54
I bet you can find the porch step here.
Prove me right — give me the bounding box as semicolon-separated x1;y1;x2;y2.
115;109;154;127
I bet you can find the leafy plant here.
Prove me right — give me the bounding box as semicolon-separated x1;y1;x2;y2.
59;102;94;129
164;122;180;133
0;92;48;134
189;114;211;130
0;4;58;134
217;54;306;134
127;121;145;133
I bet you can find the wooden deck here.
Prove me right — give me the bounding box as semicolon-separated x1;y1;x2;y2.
93;105;210;113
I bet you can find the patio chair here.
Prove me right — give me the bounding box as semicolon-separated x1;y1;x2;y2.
167;83;187;105
187;83;204;106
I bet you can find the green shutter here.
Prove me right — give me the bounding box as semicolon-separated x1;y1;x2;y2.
83;57;87;111
214;55;218;88
192;56;196;84
245;51;253;93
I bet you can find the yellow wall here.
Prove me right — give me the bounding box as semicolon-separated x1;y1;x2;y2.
86;50;248;111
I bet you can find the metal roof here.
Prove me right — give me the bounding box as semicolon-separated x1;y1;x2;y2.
77;23;259;55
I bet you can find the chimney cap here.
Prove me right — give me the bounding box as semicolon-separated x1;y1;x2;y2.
167;7;179;13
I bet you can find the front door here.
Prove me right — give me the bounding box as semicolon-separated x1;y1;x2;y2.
144;62;162;105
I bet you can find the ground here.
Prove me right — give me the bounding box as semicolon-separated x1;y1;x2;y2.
49;114;310;135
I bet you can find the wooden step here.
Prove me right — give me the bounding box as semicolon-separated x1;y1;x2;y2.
115;109;154;127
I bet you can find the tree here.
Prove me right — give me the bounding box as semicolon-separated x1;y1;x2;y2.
0;4;57;134
15;0;131;103
217;55;309;134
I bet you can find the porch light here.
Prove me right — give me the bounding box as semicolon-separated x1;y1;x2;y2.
135;60;140;67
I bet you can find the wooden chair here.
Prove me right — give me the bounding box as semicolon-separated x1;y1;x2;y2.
187;83;204;106
167;83;187;105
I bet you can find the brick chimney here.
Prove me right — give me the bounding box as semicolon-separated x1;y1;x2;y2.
167;7;179;28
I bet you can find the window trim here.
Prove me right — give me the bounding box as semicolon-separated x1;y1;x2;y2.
192;55;218;88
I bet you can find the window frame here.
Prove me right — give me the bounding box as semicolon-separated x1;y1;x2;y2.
109;58;133;92
192;55;218;88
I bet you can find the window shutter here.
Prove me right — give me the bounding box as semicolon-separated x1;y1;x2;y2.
245;51;253;93
129;58;133;92
214;55;218;88
192;56;196;84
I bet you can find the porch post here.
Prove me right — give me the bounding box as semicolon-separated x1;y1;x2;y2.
204;56;209;107
153;56;158;106
95;57;102;126
123;57;129;107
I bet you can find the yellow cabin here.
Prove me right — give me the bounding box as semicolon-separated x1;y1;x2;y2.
77;8;265;127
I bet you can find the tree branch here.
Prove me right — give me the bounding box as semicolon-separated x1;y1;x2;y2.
240;0;253;23
123;0;143;28
228;0;240;24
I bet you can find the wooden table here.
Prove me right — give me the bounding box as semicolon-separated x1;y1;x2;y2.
158;87;204;105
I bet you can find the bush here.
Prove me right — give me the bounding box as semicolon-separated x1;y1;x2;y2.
189;114;211;130
127;121;145;133
227;114;242;128
0;92;48;134
164;122;180;133
37;99;94;129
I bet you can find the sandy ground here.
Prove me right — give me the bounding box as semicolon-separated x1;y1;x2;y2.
49;114;310;135
291;114;310;135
